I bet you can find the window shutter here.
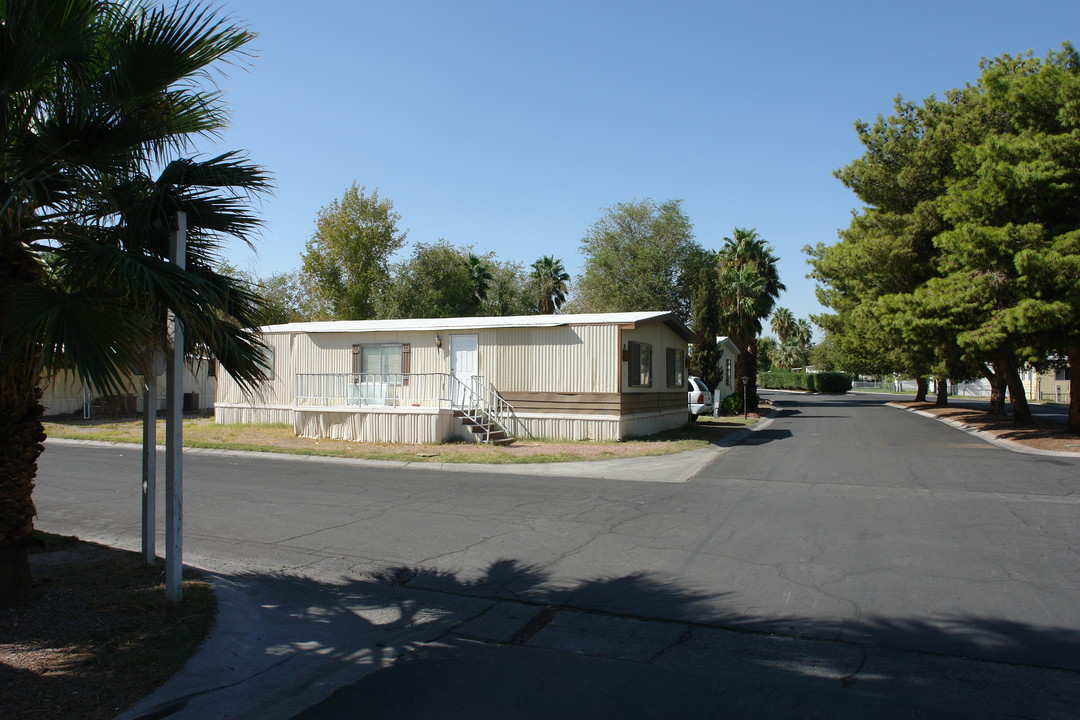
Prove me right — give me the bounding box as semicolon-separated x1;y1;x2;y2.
401;344;411;385
352;344;360;377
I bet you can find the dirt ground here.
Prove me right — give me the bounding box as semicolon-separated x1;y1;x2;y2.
1;540;214;720
892;401;1080;453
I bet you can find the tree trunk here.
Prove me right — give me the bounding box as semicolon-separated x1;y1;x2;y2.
0;353;45;607
979;361;1007;416
914;377;929;402
1;237;47;606
1068;345;1080;433
935;377;949;407
1005;363;1033;424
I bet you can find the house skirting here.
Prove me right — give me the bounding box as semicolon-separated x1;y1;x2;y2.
506;409;687;441
216;403;688;443
215;404;295;426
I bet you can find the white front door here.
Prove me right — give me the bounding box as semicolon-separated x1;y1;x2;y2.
450;334;479;406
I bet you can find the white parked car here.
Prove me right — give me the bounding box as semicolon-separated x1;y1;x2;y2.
687;376;713;422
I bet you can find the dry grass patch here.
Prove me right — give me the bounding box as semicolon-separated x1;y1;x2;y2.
1;533;215;720
43;414;758;464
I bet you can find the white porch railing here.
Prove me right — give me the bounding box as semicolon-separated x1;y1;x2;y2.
295;372;451;408
294;372;520;441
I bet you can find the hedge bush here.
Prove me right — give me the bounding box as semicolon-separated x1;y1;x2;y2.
759;371;852;393
815;372;853;393
720;390;757;415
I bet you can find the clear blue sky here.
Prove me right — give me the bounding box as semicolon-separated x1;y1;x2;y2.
208;0;1078;325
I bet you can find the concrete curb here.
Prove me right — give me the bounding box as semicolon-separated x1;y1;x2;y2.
886;402;1080;458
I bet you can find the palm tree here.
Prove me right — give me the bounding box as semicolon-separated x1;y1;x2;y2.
770;307;797;343
0;0;269;605
531;256;570;314
466;253;494;312
716;228;785;407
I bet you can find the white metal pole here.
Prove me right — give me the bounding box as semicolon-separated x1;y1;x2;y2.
165;211;186;604
141;371;157;565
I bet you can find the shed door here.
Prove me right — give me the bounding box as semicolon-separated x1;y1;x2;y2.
450;334;479;406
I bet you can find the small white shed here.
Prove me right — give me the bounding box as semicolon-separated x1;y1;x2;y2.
714;336;742;405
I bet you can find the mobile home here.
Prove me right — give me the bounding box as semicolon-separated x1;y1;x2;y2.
215;311;699;443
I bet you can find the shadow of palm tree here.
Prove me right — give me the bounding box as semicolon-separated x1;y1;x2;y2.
121;558;1080;720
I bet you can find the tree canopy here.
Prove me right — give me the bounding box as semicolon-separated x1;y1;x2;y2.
0;0;270;604
571;199;700;323
301;184;407;320
808;43;1080;426
716;228;785;403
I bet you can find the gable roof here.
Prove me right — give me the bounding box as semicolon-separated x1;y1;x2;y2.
262;311;699;343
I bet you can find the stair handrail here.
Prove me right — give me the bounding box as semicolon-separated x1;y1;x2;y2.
447;374;515;442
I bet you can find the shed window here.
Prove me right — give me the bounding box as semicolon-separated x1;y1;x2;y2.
1056;367;1071;381
628;341;652;387
666;348;685;387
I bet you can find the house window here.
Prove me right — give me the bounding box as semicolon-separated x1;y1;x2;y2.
628;341;652;387
1056;367;1071;381
666;348;685;387
262;346;275;380
352;344;403;376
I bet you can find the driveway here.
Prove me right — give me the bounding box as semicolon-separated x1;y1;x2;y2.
35;392;1080;719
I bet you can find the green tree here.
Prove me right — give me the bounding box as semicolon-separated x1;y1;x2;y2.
466;253;494;313
756;336;777;373
530;256;570;314
257;270;315;324
687;248;721;390
770;308;797;343
812;44;1080;424
301;184;406;320
936;46;1080;425
379;241;476;318
480;260;535;316
716;228;785;406
0;0;269;605
571;199;700;322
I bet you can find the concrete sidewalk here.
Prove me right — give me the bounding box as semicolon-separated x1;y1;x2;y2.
118;556;1079;720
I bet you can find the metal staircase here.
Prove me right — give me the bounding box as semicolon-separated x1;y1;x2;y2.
449;375;516;445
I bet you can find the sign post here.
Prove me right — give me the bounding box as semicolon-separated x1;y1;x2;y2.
165;212;186;603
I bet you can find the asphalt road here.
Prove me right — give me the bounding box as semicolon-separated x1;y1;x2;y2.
34;393;1080;719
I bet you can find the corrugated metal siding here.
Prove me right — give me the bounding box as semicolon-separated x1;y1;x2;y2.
510;408;687;441
484;324;617;393
215;405;293;425
511;415;621;441
294;407;453;443
619;409;688;439
620;322;690;394
42;365;216;417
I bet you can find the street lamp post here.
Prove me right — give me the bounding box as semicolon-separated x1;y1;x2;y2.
742;376;750;419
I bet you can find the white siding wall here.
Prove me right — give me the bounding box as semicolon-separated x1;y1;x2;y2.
620;322;689;394
41;365;216;417
507;409;686;441
483;324;619;393
294;407;455;443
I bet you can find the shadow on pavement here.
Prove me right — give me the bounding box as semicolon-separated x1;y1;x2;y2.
125;560;1080;720
735;428;794;445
